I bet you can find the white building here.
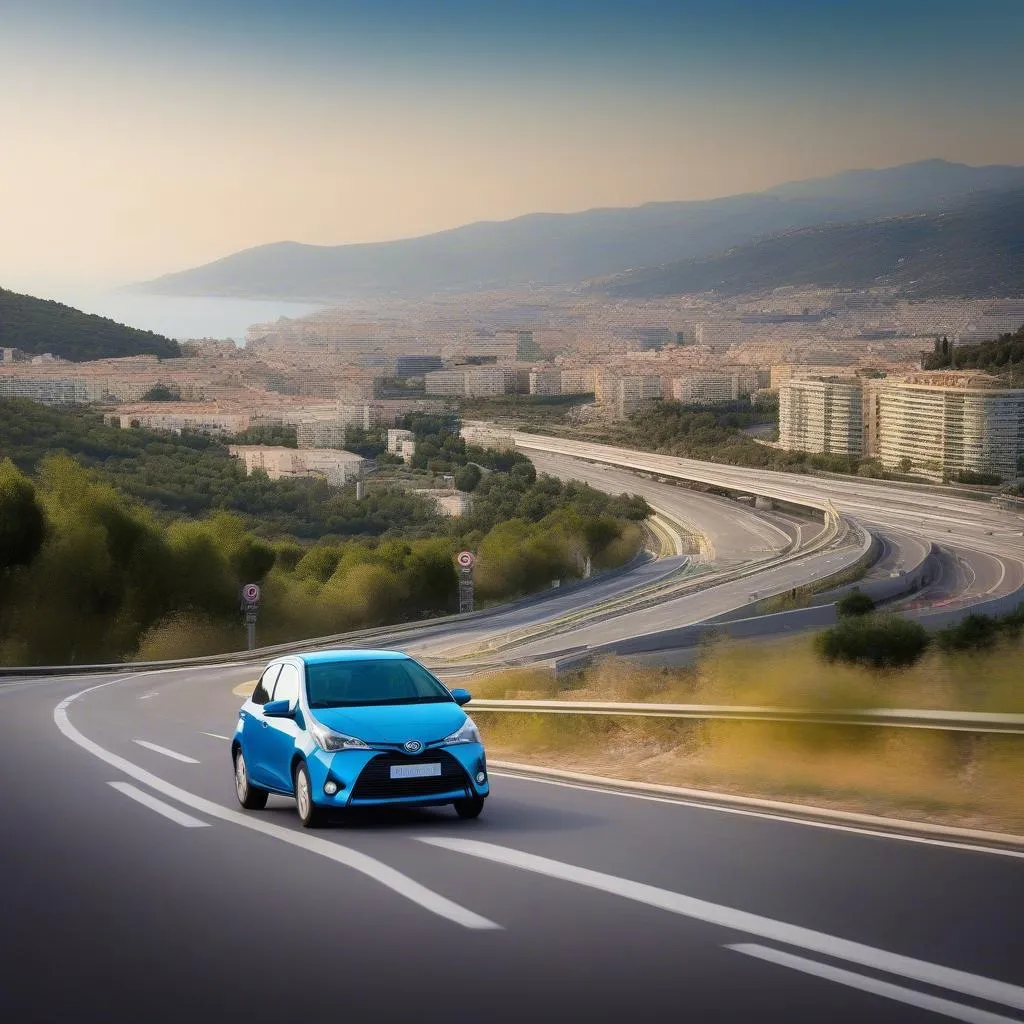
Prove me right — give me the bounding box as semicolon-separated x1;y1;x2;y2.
228;445;365;485
296;418;347;450
424;369;466;396
778;378;864;455
529;369;562;396
672;373;741;405
874;373;1024;481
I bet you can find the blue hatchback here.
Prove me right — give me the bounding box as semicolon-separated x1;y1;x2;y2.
231;650;489;826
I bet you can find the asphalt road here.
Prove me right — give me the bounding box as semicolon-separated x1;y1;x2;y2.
2;667;1022;1024
514;435;1024;608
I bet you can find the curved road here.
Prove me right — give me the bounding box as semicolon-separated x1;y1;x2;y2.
1;667;1022;1024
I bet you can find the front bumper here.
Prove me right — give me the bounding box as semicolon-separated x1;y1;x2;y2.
303;741;489;808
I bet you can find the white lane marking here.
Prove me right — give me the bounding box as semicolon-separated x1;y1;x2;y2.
138;692;158;700
728;944;1018;1024
108;782;210;828
487;771;1024;861
133;739;200;764
202;731;231;741
55;678;499;931
418;837;1024;1013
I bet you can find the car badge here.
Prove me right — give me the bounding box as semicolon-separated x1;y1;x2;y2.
403;739;423;754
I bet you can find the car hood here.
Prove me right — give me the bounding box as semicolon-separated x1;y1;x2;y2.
307;702;468;745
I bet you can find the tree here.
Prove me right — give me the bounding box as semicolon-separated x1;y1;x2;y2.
836;589;875;618
897;456;913;474
814;615;930;670
0;459;46;572
454;463;482;493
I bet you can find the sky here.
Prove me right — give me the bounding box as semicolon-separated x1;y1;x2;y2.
1;0;1022;297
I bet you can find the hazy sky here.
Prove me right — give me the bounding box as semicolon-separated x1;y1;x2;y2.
2;0;1022;295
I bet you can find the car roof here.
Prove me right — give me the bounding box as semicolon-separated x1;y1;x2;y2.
297;649;413;665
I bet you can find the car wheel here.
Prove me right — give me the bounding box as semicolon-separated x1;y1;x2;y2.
234;749;268;810
453;795;485;820
294;761;326;828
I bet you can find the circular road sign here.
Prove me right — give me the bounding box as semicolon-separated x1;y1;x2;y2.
242;583;261;604
456;551;475;569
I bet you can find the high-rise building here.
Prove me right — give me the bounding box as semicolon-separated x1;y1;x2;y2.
672;373;741;405
875;373;1024;480
778;378;864;455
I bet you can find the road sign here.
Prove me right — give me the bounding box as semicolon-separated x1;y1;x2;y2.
241;583;261;605
456;551;475;570
458;578;475;614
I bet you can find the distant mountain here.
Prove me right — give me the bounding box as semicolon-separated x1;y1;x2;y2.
0;288;180;362
135;160;1024;301
600;188;1024;300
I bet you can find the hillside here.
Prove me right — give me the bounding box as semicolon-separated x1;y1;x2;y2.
0;287;179;361
602;188;1024;300
923;325;1024;380
135;160;1024;300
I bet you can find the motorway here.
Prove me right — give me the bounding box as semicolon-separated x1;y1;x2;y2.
2;666;1022;1024
512;434;1024;614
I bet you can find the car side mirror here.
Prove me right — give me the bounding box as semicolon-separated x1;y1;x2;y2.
450;688;472;706
263;699;294;718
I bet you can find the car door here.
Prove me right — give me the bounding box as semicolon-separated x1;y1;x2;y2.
242;664;281;788
261;662;303;793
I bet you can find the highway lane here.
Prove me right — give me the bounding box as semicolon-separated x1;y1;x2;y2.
514;434;1024;606
530;451;794;563
3;667;1022;1023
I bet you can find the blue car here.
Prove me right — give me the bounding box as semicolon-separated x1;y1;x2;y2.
231;650;489;826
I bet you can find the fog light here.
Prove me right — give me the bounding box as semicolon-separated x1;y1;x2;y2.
475;771;486;784
324;780;339;795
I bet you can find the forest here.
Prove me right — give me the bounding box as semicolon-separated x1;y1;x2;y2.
0;402;650;664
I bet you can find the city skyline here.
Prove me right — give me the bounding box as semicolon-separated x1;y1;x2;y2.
2;0;1023;295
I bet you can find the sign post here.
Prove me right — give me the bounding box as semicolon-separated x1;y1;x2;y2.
240;582;261;651
456;551;475;614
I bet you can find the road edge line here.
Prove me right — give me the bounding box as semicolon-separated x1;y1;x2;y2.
489;760;1024;854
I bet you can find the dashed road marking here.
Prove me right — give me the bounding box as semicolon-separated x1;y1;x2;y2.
133;739;200;764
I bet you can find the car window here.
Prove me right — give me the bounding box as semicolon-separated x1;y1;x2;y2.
272;664;300;708
305;658;451;708
252;665;281;706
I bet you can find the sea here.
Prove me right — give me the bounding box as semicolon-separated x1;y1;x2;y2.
47;290;327;345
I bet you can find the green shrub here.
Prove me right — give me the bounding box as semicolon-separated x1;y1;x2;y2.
836;588;875;618
815;615;930;670
936;614;1000;652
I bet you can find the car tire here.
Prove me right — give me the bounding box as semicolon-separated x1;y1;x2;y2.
453;795;485;820
294;761;326;828
234;749;268;810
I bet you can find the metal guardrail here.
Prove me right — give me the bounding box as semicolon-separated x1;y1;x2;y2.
470;699;1024;735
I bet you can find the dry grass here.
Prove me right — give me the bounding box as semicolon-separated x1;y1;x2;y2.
466;636;1024;833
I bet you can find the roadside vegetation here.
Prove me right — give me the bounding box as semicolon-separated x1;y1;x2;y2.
466;623;1024;833
0;406;649;664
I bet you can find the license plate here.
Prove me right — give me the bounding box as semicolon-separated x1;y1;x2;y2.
390;762;442;780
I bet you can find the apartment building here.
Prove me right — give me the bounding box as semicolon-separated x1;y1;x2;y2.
424;369;466;396
559;367;597;395
529;369;562;396
597;375;663;419
110;404;253;436
778;378;864;455
0;376;90;405
672;372;741;405
874;373;1024;480
460;421;516;451
296;418;347;450
228;445;364;485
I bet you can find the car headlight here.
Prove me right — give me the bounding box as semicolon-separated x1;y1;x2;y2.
443;717;481;745
308;718;370;752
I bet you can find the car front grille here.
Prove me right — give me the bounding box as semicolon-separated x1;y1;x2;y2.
350;750;470;802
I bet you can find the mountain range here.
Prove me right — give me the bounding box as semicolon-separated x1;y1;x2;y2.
136;160;1024;301
602;187;1024;300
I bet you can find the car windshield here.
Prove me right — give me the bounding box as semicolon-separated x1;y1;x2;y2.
305;658;452;708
